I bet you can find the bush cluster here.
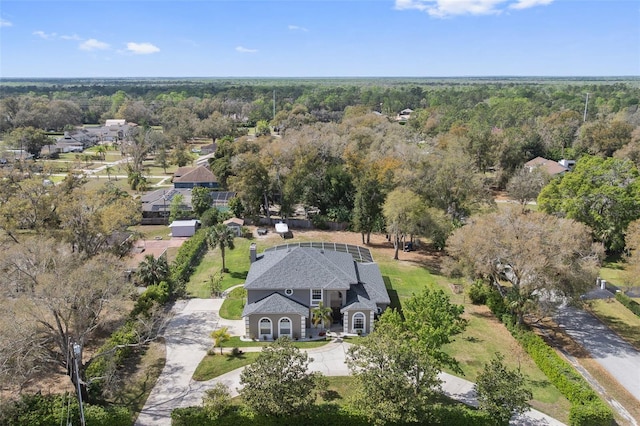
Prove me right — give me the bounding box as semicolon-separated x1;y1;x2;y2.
467;280;489;305
615;292;640;317
484;289;613;426
0;393;130;426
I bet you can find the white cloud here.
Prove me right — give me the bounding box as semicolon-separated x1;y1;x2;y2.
126;42;160;55
33;30;57;39
395;0;552;17
0;18;12;27
60;34;82;41
236;46;258;53
509;0;553;10
288;25;308;32
79;38;110;51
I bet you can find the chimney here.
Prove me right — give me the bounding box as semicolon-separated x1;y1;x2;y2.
250;243;257;263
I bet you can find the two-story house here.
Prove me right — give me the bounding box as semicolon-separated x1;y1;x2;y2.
242;243;390;340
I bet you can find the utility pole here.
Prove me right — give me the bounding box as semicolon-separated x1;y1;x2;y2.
583;93;589;122
72;343;86;426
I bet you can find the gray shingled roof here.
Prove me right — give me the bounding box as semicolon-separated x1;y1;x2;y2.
242;292;309;317
340;283;378;313
244;247;355;291
358;262;391;305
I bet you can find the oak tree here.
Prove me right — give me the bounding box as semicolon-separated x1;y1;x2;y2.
538;155;640;252
446;207;602;323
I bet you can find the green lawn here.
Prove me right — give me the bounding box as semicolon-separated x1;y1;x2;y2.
193;352;260;381
220;288;246;319
186;237;254;298
599;256;636;288
219;336;331;349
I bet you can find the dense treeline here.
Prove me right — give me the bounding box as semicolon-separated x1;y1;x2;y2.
2;78;639;130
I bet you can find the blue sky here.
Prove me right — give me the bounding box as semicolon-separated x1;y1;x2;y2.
1;0;638;78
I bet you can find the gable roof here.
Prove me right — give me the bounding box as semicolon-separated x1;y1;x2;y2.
242;292;309;317
245;247;356;291
173;165;217;184
224;218;244;226
524;157;568;176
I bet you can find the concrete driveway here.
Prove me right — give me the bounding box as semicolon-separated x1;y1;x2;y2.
137;298;566;426
555;306;640;401
135;299;243;426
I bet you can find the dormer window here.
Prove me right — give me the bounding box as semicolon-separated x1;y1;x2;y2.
311;289;322;306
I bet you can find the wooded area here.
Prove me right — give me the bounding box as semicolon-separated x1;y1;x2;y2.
1;77;639;425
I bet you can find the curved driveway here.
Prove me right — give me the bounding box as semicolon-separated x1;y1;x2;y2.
555;306;640;401
137;298;565;426
135;299;243;426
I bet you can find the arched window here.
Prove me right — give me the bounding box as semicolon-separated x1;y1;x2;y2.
259;318;272;340
279;317;292;338
352;312;365;333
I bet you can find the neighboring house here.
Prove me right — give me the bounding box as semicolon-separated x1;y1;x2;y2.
395;108;413;122
224;217;245;236
168;219;201;237
242;243;390;340
141;188;236;224
524;156;569;176
141;188;192;223
105;119;126;127
172;165;218;188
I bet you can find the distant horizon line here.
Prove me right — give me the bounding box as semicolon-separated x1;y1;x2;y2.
1;75;639;81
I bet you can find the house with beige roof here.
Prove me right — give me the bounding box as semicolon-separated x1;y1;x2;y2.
172;165;218;188
524;157;569;176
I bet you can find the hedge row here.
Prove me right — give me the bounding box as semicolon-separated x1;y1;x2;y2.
485;292;613;426
170;229;209;296
171;403;492;426
0;393;130;426
615;292;640;318
87;230;208;398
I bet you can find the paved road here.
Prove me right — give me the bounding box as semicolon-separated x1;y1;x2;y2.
555;306;640;402
137;298;566;426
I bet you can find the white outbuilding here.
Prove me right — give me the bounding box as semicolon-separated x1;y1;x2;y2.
168;219;201;237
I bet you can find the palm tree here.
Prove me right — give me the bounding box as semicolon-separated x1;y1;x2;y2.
207;223;236;273
312;301;333;331
136;254;169;287
211;326;231;355
105;165;113;181
95;145;107;161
